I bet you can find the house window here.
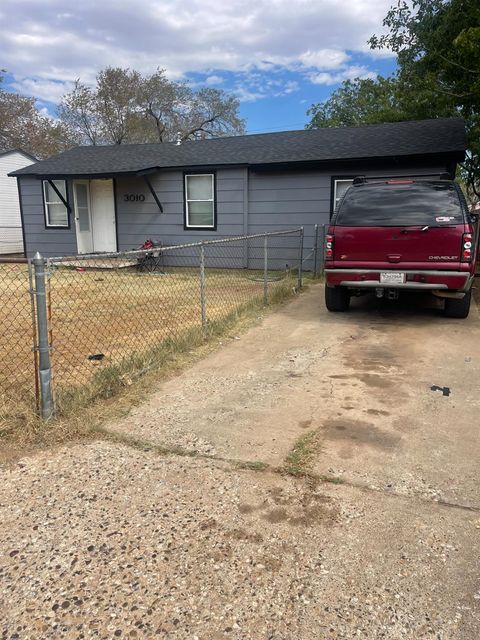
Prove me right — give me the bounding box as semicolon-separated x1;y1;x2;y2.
43;180;69;227
333;179;354;212
185;174;215;229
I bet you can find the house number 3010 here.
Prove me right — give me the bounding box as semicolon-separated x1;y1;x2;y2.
124;194;145;202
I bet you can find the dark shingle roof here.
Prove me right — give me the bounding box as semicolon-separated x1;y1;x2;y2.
10;118;466;178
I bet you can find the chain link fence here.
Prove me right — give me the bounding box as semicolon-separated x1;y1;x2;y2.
0;227;327;422
0;263;38;418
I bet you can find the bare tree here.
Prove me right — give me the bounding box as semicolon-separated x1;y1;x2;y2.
59;67;246;145
176;86;245;141
96;67;144;144
137;69;189;142
0;73;77;158
57;80;101;145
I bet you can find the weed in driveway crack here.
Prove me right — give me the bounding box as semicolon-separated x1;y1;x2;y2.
95;425;480;513
96;424;348;484
283;429;323;477
234;460;269;472
95;425;270;471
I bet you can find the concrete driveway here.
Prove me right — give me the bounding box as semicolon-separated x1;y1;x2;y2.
1;285;480;639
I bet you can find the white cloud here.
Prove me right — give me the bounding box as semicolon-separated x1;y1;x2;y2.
231;76;300;102
0;0;395;103
299;49;349;70
205;75;224;85
233;86;266;102
10;77;73;104
309;65;377;85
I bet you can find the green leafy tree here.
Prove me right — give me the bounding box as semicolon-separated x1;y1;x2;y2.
307;0;480;200
369;0;480;199
306;77;409;128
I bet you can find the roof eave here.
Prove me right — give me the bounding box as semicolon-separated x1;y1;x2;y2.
250;149;466;172
10;149;465;179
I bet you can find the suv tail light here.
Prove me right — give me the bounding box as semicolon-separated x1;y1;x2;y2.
462;233;473;262
325;234;334;261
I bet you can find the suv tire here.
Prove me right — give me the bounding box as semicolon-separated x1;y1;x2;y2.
444;289;472;319
325;286;350;312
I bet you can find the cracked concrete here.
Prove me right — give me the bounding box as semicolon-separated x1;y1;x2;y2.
1;284;480;639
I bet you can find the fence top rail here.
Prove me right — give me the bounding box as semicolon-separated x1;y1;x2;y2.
46;228;304;264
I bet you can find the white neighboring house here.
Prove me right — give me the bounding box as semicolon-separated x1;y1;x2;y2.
0;149;36;255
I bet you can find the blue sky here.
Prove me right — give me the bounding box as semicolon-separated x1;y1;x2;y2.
0;0;397;134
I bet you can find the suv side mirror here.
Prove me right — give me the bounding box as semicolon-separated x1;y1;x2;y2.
470;212;479;223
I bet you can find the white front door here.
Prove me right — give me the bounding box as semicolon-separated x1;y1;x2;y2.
73;181;93;254
74;179;116;254
90;179;116;253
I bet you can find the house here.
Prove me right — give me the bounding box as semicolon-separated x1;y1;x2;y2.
10;118;466;265
0;149;36;255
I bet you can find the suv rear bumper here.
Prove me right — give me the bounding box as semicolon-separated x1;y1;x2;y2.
325;268;472;291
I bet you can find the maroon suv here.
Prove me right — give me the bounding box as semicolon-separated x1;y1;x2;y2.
324;177;478;318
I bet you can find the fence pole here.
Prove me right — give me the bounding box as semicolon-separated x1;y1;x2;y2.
313;224;319;278
320;224;327;275
27;261;40;413
32;252;54;419
199;242;207;336
263;236;268;305
297;227;304;289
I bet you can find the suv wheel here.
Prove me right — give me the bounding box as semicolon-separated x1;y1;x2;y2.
325;286;350;312
444;289;472;319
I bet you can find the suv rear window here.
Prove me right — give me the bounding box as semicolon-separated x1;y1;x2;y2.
335;181;465;227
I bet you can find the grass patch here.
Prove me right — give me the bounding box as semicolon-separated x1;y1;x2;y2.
54;288;294;416
283;429;323;477
0;271;306;459
234;460;269;472
318;474;346;485
94;426;271;472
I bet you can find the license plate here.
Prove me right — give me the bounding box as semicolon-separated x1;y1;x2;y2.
380;272;405;285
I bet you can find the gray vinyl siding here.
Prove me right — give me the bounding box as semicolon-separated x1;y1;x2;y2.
246;170;329;269
246;164;448;269
115;168;246;267
116;168;245;251
19;160;449;265
19;177;77;258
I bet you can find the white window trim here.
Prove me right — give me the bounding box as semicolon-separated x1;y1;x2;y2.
43;180;69;228
333;179;354;212
184;173;215;229
333;178;353;211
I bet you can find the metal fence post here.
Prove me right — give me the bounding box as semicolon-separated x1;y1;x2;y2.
32;252;54;419
199;242;207;336
263;236;268;305
320;224;327;275
297;227;304;289
313;224;319;278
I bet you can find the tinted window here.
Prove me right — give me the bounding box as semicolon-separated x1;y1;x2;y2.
335;182;464;227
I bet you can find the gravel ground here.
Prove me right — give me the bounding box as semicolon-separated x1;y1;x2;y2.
1;442;479;639
1;285;480;639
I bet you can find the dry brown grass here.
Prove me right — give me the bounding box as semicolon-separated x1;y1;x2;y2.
0;262;301;455
0;264;36;390
46;266;273;387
